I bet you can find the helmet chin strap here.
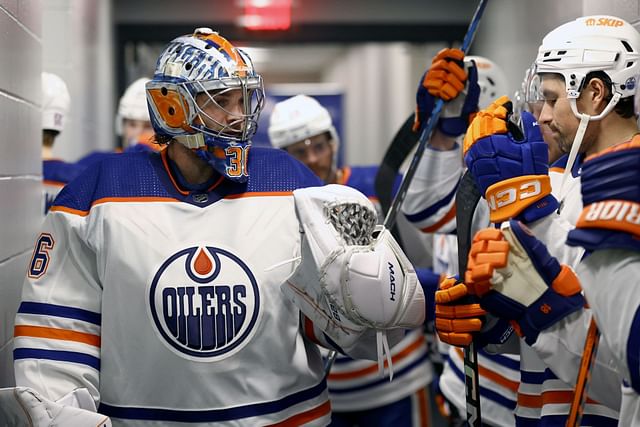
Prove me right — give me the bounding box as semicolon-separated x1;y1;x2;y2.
558;93;622;210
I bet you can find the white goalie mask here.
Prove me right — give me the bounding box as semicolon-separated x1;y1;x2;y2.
146;28;265;182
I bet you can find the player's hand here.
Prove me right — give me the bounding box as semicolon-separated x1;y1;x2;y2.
465;221;585;345
463;97;558;223
413;48;480;137
434;276;485;346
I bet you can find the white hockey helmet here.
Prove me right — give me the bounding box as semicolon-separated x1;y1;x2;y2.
115;77;151;136
535;15;640;118
42;72;71;133
466;56;509;109
268;94;339;149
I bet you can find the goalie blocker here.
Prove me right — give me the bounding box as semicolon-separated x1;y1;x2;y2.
282;185;425;373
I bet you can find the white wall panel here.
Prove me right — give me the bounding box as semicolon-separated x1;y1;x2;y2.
0;94;41;176
0;6;40;103
0;252;31;388
0;178;43;262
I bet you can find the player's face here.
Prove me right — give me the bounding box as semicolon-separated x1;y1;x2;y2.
537;75;580;154
285;133;335;182
195;89;247;135
528;101;563;164
122;119;153;147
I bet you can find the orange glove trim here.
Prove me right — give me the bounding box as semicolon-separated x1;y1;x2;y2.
436;303;486;319
435;283;468;304
485;175;552;223
551;265;582;297
462;95;511;155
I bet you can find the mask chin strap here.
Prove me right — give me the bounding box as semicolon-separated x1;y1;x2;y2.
557;93;622;208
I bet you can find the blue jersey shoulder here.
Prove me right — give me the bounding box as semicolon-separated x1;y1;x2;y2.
54;152;172;211
43;160;85;185
244;146;322;192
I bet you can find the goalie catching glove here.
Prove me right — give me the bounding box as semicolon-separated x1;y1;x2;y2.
465;220;585;345
282;184;425;373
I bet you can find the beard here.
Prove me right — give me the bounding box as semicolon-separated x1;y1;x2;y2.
552;120;599;155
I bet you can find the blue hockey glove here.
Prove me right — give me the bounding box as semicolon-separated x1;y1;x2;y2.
465;221;585;346
463;97;558;223
414;48;480;137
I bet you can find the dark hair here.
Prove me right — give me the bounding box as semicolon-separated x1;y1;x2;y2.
42;129;60;148
152;134;173;145
584;71;635;118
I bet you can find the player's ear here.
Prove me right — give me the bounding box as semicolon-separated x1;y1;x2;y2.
584;77;608;114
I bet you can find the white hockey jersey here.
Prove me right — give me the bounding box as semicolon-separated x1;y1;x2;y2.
403;146;621;425
578;250;640;426
15;147;365;426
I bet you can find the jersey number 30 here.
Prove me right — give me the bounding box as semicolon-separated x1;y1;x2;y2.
28;233;55;279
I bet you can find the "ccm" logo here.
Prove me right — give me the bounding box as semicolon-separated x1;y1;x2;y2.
585;17;624;27
488;180;542;212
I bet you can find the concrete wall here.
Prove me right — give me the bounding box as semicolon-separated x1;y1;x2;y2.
0;0;42;388
43;0;114;162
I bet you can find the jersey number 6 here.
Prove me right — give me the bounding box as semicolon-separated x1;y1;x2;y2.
28;233;55;279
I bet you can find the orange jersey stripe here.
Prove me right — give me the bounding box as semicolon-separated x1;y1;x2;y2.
225;191;293;199
454;348;519;392
14;325;100;347
328;335;425;380
43;180;66;188
518;390;597;408
421;202;457;233
549;167;565;174
265;400;331;427
51;196;180;216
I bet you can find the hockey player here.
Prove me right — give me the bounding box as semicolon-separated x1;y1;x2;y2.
437;15;640;425
10;28;426;426
115;77;154;151
76;77;158;169
404;52;521;426
41;72;84;214
269;94;439;427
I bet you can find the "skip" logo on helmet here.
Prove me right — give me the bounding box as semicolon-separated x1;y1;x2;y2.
585;17;625;27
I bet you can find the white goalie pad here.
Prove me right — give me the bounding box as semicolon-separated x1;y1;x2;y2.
0;387;111;427
282;184;426;350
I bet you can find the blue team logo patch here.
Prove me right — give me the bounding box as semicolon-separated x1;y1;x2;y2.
149;246;260;361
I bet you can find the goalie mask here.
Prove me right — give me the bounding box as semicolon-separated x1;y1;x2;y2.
146;28;265;182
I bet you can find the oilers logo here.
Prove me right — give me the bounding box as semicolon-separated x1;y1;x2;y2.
149;246;261;361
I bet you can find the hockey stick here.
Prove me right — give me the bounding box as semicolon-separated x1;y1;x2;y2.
455;170;483;426
567;318;601;426
380;0;490;232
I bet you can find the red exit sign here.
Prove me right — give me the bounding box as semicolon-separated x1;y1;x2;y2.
240;0;292;31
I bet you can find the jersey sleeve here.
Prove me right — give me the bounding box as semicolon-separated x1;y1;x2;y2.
580;251;640;394
14;208;103;406
401;147;463;234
